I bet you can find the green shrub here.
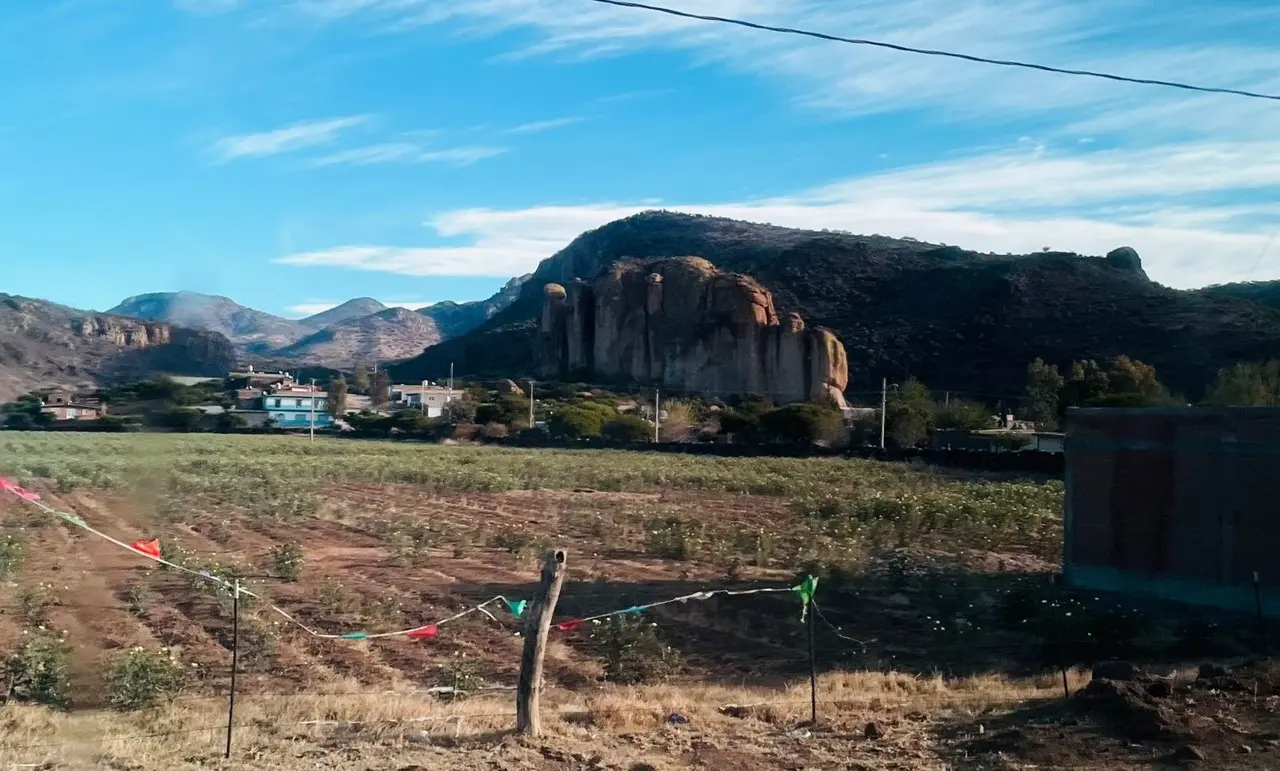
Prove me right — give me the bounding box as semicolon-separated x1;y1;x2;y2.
548;406;607;439
438;658;481;696
591;616;682;684
759;403;847;445
0;533;24;577
106;647;185;711
269;542;304;582
3;631;71;708
644;517;702;560
120;583;150;619
603;414;653;443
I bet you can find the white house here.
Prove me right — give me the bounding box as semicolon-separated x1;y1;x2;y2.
390;384;462;418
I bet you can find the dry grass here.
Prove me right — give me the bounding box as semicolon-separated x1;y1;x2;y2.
0;669;1089;769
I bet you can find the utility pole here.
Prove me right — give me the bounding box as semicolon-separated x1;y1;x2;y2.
879;377;887;450
528;381;535;428
309;378;316;443
653;389;660;443
421;379;428;415
449;362;454;393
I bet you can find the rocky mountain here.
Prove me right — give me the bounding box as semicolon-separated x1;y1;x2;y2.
0;294;236;401
273;307;444;366
539;257;848;405
418;274;531;339
109;292;309;354
299;298;387;328
390;211;1280;400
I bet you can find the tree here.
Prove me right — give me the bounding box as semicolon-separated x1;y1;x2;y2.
213;412;247;433
476;393;529;427
603;414;653;443
1106;355;1164;401
4;412;35;430
370;371;391;408
935;400;993;431
442;399;477;425
717;398;772;443
327;377;348;417
1061;359;1110;413
1204;361;1280;406
885;378;934;448
1024;359;1064;429
547;405;606;439
758;403;846;445
352;363;370;395
658;400;696;442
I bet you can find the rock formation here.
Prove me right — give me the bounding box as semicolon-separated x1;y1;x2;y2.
537;256;848;406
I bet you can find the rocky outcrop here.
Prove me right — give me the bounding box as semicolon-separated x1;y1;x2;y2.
73;315;172;347
537;257;848;406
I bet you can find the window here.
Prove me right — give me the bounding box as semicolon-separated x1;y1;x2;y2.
296;399;304;407
273;399;281;408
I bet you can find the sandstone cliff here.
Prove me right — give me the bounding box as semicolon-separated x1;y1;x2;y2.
0;294;236;401
537;257;848;406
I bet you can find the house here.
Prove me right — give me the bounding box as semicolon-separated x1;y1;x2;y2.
1064;406;1280;617
227;367;295;391
40;390;105;421
234;388;264;410
261;385;332;428
932;429;1064;454
389;384;461;418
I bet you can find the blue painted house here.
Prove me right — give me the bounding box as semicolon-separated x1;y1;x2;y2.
263;388;332;428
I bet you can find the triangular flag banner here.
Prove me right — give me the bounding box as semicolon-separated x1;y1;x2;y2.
340;632;367;640
1;479;40;502
793;575;819;621
555;620;584;632
406;625;438;640
624;605;644;616
130;539;161;559
56;511;86;527
505;599;527;618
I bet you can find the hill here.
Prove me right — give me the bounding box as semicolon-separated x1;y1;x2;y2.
298;297;387;328
417;273;530;338
390;211;1280;399
0;294;236;401
273;307;443;366
108;292;308;354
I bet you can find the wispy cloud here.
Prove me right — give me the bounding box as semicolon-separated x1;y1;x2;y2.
275;139;1280;287
212;115;372;161
306;142;506;167
233;0;1280;143
503;116;585;134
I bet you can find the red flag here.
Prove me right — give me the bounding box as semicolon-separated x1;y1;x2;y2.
0;479;40;502
406;625;438;640
555;619;584;632
130;539;161;559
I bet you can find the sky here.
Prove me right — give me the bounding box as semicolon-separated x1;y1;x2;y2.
2;0;1279;318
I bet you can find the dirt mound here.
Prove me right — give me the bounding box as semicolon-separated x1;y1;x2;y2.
1077;677;1197;741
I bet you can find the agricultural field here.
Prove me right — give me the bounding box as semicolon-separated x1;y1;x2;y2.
0;434;1273;770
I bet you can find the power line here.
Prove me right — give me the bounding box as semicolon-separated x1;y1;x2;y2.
583;0;1280;103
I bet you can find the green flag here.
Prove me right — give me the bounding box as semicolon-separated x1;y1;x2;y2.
793;575;819;621
505;599;527;618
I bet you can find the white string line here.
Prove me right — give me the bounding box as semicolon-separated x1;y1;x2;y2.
2;483;514;640
3;482;804;641
575;586;797;624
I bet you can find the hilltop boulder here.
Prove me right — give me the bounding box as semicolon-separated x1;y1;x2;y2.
537;256;848;406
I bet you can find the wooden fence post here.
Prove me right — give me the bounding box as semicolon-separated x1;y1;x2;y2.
517;549;567;736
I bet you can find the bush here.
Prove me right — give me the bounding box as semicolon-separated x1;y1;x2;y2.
935;400;993;431
439;658;481;696
213;412;248;433
591;616;682;684
269;542;304;582
0;533;23;577
106;647;184;711
644;517;702;560
481;421;509;439
603;414;653;443
4;631;71;708
548;405;607;439
758;403;846;445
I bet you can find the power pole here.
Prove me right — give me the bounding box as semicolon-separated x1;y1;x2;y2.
653;389;660;443
879;377;887;450
528;381;535;428
421;379;427;415
309;378;316;443
449;362;454;392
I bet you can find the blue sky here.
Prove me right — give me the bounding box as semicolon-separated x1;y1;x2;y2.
2;0;1279;317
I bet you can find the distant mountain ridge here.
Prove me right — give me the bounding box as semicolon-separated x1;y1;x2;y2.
105;279;529;368
0;294;235;401
389;210;1280;400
